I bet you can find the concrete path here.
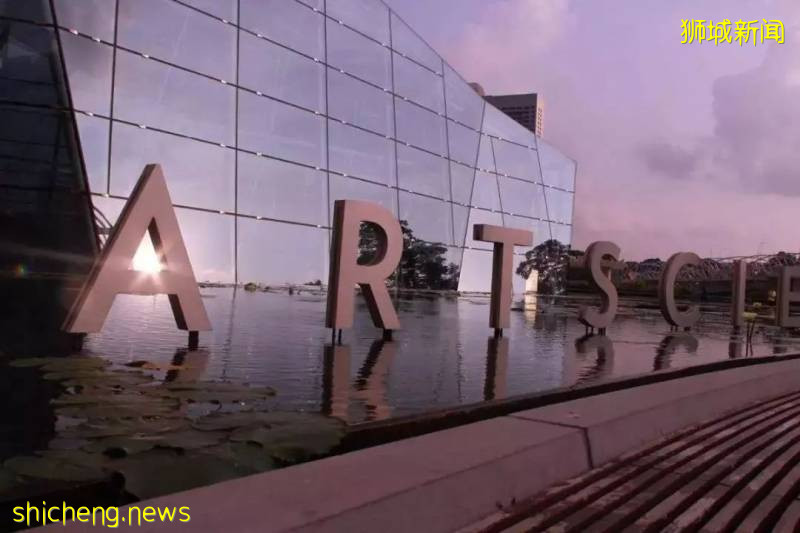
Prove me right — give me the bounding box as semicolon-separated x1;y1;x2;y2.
470;388;800;532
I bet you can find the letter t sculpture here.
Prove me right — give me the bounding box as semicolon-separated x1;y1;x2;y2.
473;224;533;335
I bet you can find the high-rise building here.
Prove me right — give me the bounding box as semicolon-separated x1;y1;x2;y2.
1;0;575;305
484;93;544;138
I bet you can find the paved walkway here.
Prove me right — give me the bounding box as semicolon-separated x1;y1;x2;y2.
475;389;800;532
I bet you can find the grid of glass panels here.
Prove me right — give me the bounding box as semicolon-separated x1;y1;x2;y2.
37;0;575;289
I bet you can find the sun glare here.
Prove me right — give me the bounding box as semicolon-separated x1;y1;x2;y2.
131;237;163;273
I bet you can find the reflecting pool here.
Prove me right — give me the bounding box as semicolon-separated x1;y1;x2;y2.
80;288;800;424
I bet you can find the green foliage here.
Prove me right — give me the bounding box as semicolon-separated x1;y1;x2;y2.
359;221;460;290
516;239;570;294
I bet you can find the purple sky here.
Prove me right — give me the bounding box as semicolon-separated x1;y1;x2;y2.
386;0;800;261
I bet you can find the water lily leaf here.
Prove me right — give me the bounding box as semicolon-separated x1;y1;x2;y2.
157;430;226;450
48;437;90;451
4;455;106;482
61;417;189;439
8;357;65;368
0;467;21;495
52;391;171;407
56;402;176;419
60;371;155;388
110;449;248;500
83;435;163;456
41;358;110;372
201;442;276;473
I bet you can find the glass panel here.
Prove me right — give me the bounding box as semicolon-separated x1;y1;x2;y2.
330;175;396;219
444;63;483;130
176;207;235;283
397;145;449;199
240;32;325;112
458;248;493;293
238;218;329;285
395;98;446;155
181;0;237;21
75;113;109;194
238;152;327;226
326;20;390;88
464;207;502;250
544;188;573;225
240;0;324;59
498;177;548;219
327;0;389;44
329;121;394;185
539;139;576;191
53;0;115;41
393;53;443;113
327;69;392;135
452;204;469;247
59;30;112;115
483;104;536;146
238;90;325;168
110;123;235;211
551;223;572;245
297;0;323;9
448;121;480;166
470;171;501;212
449;163;474;206
492;138;541;183
90;194;125;226
390;13;440;73
114;50;235;144
398;192;452;245
506;215;550;247
0;0;52;23
476;134;495;172
0;23;62;108
118;0;236;81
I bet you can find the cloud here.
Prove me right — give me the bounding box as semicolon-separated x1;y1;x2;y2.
638;142;701;180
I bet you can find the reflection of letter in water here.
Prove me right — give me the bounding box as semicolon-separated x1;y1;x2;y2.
776;266;800;328
573;334;614;383
326;200;403;331
164;348;210;383
658;252;701;328
728;331;743;359
732;260;747;327
322;344;350;421
578;241;621;329
472;224;533;330
654;333;699;370
352;340;396;421
484;336;509;401
64;164;210;334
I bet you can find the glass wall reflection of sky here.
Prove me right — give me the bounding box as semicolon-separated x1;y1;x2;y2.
45;0;575;288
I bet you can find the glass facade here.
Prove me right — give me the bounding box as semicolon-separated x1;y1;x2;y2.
2;0;575;292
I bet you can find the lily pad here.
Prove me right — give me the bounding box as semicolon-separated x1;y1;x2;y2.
60;417;189;439
157;430;226;450
48;437;90;451
4;455;106;482
41;358;110;372
7;357;65;368
110;449;249;500
0;467;20;494
83;435;164;456
56;402;176;419
201;442;276;472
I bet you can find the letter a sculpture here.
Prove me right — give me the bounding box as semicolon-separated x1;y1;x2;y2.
63;164;211;340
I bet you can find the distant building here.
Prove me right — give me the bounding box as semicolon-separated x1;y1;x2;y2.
483;93;544;138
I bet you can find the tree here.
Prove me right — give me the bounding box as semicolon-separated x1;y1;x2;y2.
358;221;460;290
516;239;570;294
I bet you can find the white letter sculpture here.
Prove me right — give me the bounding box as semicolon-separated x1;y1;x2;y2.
473;224;533;332
326;200;403;331
578;241;621;330
658;252;701;328
63;164;211;335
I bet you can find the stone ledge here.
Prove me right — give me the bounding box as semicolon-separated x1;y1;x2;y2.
510;358;800;466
